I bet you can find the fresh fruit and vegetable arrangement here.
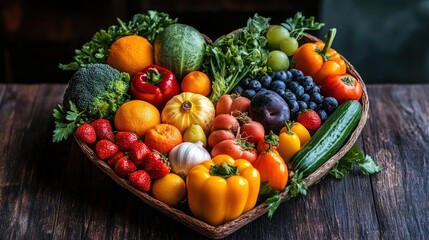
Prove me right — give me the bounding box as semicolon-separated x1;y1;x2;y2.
52;10;382;232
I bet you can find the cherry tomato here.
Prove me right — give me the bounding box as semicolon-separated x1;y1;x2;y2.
240;120;265;144
230;96;251;117
215;94;234;116
321;73;363;104
208;129;236;148
210;139;258;163
211;114;240;134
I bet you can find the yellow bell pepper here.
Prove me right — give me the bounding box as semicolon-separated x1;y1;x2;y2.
186;154;260;226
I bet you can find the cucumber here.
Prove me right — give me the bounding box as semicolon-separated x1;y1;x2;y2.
290;100;362;178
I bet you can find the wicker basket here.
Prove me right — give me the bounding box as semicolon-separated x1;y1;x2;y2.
74;33;369;239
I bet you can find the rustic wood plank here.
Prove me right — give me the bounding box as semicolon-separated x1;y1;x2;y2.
363;84;429;240
1;84;429;240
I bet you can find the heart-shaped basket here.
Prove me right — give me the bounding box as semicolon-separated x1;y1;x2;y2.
74;33;369;239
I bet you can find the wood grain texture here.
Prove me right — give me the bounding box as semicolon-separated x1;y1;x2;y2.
0;83;428;240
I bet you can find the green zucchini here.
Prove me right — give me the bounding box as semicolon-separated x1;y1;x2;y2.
290;100;362;178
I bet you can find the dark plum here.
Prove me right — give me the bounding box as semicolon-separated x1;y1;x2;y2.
249;90;290;134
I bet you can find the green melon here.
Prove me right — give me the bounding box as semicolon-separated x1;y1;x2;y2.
154;23;206;80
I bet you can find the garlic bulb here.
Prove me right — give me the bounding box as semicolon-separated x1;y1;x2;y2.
168;141;211;178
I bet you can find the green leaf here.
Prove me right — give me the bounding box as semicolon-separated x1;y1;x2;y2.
281;12;325;39
285;172;307;198
359;155;383;175
257;182;282;218
266;194;282;219
329;145;382;179
52;101;87;143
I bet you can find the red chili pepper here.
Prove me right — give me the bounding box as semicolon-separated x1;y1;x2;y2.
130;64;180;109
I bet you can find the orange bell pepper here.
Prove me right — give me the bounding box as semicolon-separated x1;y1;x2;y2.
186;154;260;226
292;28;346;85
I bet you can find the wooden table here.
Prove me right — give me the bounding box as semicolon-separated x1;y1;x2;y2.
0;83;428;239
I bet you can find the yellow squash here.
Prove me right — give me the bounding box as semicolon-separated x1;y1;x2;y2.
186;154;260;226
161;92;215;135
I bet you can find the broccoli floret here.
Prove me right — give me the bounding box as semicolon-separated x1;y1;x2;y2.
53;63;130;142
63;63;130;119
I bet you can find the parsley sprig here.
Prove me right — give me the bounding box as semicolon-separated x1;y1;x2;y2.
204;13;270;103
52;101;87;142
329;145;382;178
281;12;325;40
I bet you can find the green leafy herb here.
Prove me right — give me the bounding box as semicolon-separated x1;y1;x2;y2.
285;172;307;199
203;13;270;103
258;181;282;218
329;145;382;179
59;10;177;71
52;101;87;142
281;12;325;39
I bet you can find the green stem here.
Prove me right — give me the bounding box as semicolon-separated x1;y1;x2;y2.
320;28;337;60
210;162;238;178
147;67;163;84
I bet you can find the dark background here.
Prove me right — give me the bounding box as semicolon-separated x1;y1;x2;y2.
1;0;426;84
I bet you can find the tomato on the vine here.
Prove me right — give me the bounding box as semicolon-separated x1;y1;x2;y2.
321;73;363;104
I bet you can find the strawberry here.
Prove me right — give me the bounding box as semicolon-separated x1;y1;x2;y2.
95;139;118;159
75;123;97;144
143;151;170;180
106;151;126;167
296;109;322;131
115;131;139;151
90;118;115;141
114;156;137;178
129;170;151;192
129;141;150;166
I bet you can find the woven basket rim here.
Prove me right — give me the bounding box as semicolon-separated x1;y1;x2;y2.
74;33;369;239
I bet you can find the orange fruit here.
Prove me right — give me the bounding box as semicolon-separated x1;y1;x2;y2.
114;100;160;138
106;35;154;77
151;173;186;207
144;123;183;155
181;71;212;96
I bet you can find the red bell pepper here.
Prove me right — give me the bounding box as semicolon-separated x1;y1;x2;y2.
130;64;180;109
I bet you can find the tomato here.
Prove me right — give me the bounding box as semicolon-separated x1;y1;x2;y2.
321;73;363;104
277;130;300;164
211;114;240;134
215;94;234;116
210;139;258;163
230;96;251;117
240;120;265;144
252;149;288;191
208;129;236;148
215;94;251;117
280;122;310;146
